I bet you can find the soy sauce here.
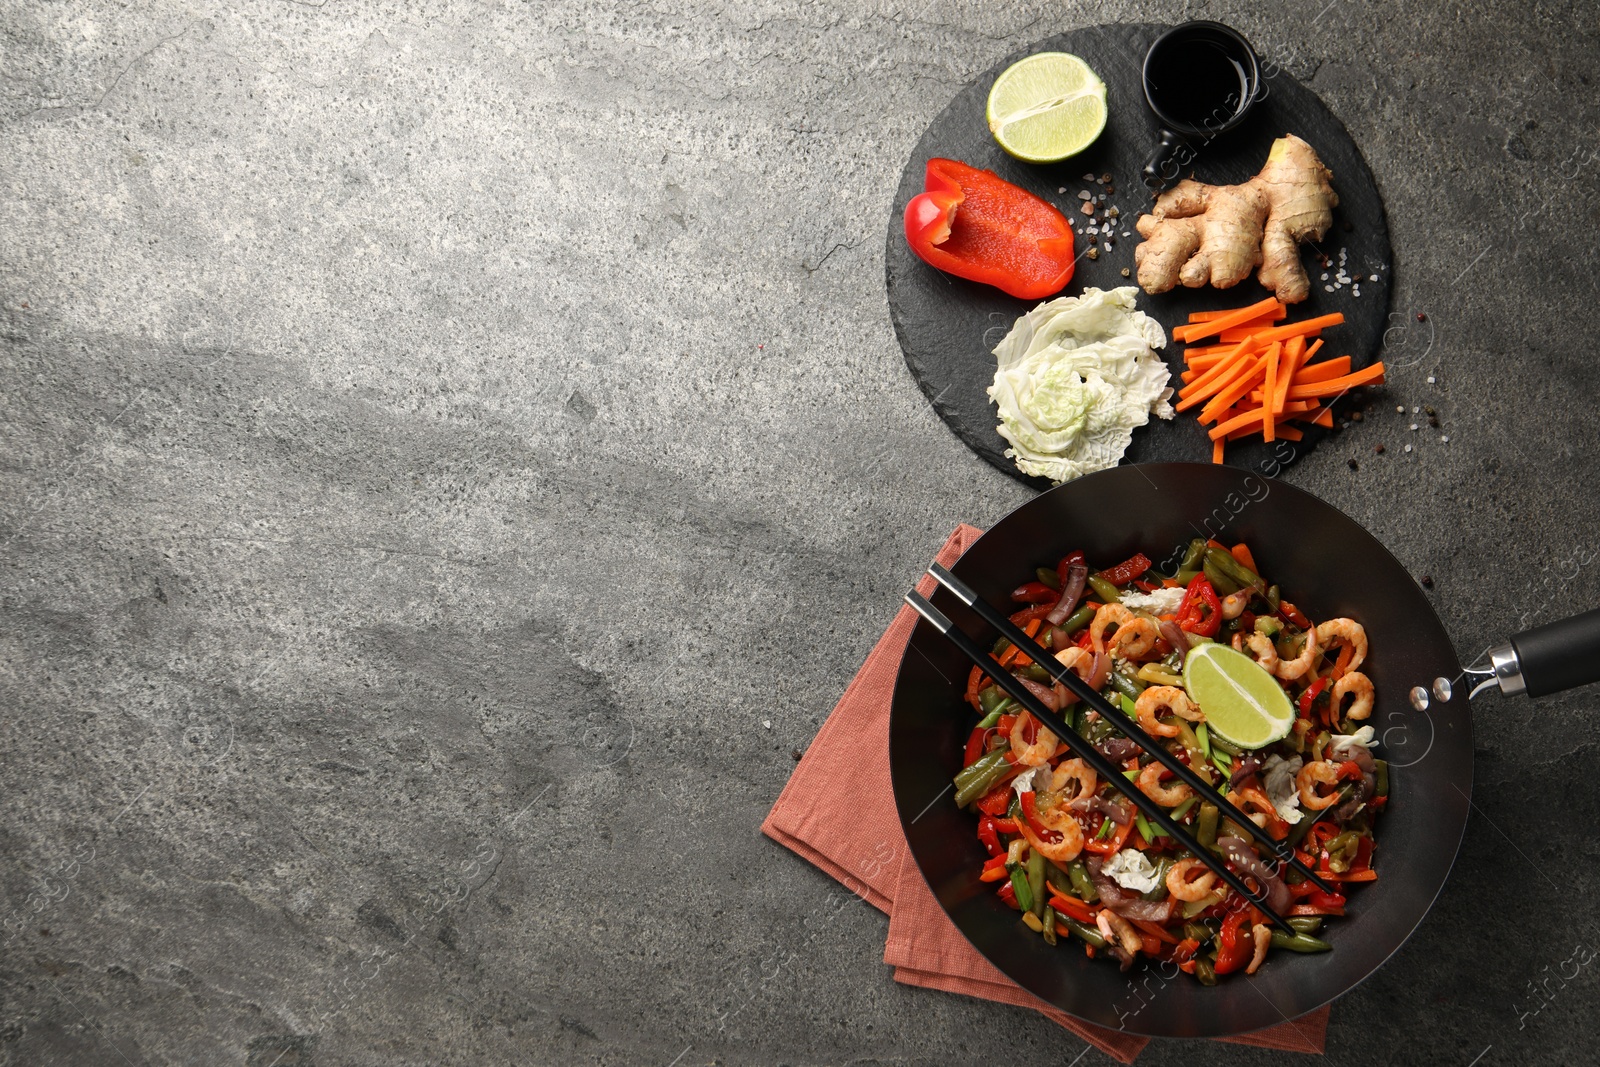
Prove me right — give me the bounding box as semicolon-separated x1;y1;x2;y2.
1146;39;1252;129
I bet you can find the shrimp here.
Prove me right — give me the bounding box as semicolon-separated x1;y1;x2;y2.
1221;591;1251;619
1096;908;1143;957
1297;760;1341;810
1089;603;1159;660
1273;625;1320;682
1052;646;1099;705
1009;711;1061;767
1138;761;1194;807
1048;757;1097;802
1134;685;1198;738
1316;618;1368;676
1245;923;1273;975
1232;631;1279;674
1332;670;1374;721
1166;857;1218;902
1018;798;1086;863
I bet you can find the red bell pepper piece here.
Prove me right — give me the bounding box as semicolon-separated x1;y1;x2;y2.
1176;573;1222;637
1212;912;1253;975
963;725;990;768
1018;791;1062;844
1298;676;1330;718
974;783;1014;817
997;881;1019;908
1336;759;1365;782
977;815;1003;857
1083;814;1133;855
980;854;1010;881
991;817;1019;833
903;159;1076;300
1098;553;1153;586
1277;600;1312;629
1056;550;1086;590
1011;581;1059;604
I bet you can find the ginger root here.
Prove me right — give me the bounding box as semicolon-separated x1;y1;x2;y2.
1134;135;1337;304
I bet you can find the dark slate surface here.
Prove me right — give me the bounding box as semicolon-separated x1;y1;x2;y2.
2;2;1598;1065
886;22;1393;487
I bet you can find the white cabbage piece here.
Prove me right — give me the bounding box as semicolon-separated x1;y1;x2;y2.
987;286;1173;485
1118;587;1187;616
1330;725;1378;749
1262;753;1305;826
1102;847;1164;893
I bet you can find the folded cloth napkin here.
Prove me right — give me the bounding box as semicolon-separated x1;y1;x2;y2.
762;525;1330;1061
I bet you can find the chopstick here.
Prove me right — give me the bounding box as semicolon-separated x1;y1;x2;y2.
928;562;1339;897
905;590;1298;936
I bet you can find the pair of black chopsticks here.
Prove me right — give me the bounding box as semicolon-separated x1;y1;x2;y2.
908;563;1335;936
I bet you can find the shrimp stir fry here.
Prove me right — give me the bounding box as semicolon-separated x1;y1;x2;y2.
950;539;1386;985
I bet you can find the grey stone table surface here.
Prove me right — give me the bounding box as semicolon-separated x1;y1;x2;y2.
2;1;1597;1064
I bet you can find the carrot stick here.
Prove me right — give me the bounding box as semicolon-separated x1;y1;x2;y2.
1179;336;1257;394
1272;335;1306;416
1199;356;1269;422
1231;543;1259;573
1176;346;1259;410
1172;298;1283;343
1212;437;1225;464
1290;357;1354;383
1227;420;1304;441
1209;406;1270;439
1241;313;1345;346
1284;363;1386;400
1263;342;1280;442
1187;304;1286;324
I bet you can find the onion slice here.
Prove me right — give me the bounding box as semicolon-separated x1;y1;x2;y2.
1217;835;1291;916
1047;563;1089;625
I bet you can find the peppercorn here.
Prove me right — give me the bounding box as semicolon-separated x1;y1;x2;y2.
1347;458;1359;470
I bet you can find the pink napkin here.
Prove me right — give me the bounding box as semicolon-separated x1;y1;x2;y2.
762;525;1330;1061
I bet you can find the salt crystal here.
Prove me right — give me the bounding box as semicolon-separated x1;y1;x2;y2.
1121;231;1130;237
1427;376;1436;384
1059;187;1067;194
762;720;772;729
1325;285;1334;292
1369;274;1378;282
1321;273;1329;281
1413;406;1420;413
1409;424;1418;431
1083;173;1095;181
1396;406;1405;413
1404;444;1413;453
1078;190;1092;200
1441;435;1450;443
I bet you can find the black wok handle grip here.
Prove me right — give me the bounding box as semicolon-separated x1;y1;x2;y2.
1142;129;1190;192
1507;608;1600;698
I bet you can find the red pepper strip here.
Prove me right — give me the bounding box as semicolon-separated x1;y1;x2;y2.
1056;550;1087;589
1298;677;1330;718
1176;573;1222;637
1325;868;1378;882
903;158;1076;300
1099;553;1153;586
1131;919;1180;945
964;665;985;711
1290;904;1345;917
1083;816;1133;855
1132;579;1162;593
974;783;1014;817
1305;889;1348;910
962;726;988;768
977;816;1003;857
990;817;1019;833
979;855;1010;881
997;881;1019;909
1178;959;1198;975
1213;913;1252;975
1336;759;1365;782
1048;889;1095;924
1010;603;1054;625
1018;792;1062;843
1174;937;1201;963
1011;581;1059;604
1278;600;1312;629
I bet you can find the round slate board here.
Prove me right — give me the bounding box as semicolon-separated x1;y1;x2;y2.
886;23;1393;488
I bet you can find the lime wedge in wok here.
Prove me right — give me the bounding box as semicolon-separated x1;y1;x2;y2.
1182;642;1295;750
986;53;1108;163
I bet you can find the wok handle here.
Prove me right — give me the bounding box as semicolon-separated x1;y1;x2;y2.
1498;608;1600;697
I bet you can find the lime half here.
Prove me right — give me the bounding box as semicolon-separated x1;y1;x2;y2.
1182;642;1295;749
986;52;1108;163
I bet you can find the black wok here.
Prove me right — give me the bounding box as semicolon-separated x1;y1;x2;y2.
889;462;1600;1037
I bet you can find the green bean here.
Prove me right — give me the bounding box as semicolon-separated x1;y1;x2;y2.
1270;931;1333;953
1180;538;1208;571
1174;721;1208;772
1042;903;1058;945
1162;647;1185;669
1086;574;1121;604
1195;722;1214;764
1027;851;1047;919
1067;859;1098;904
1060;913;1107;947
954;749;1013;807
992;636;1011;656
1174;567;1202;586
1059;603;1095;635
975;711;1001;732
1119;693;1137;719
1210;734;1244;757
1170;795;1200;821
1010;867;1034;914
1202;555;1242;596
1220;818;1254;843
1374;759;1389;798
1287;917;1324;935
1265;584;1281;612
978;686;1008;716
1134;812;1157;843
1184;922;1214;946
1037;566;1062;590
1109;670;1147;701
1022;663;1051;683
1045;863;1075;898
1196;803;1220;849
1204;546;1266;593
1194;957;1218;986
